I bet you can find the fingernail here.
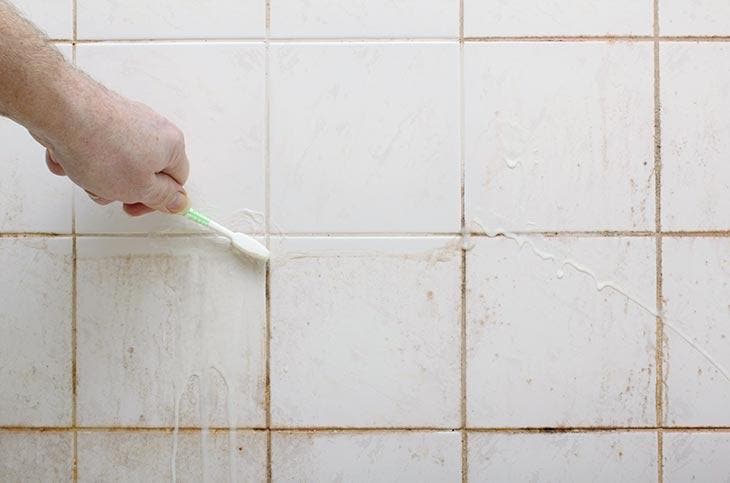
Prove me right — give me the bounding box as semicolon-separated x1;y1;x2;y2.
166;192;189;213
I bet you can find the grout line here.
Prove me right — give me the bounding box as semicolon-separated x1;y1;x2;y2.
653;1;665;481
658;431;664;482
72;38;269;44
269;37;458;43
264;2;273;482
70;3;78;479
71;37;457;44
465;35;655;42
7;425;730;433
458;1;467;480
57;35;730;44
466;35;730;42
4;425;730;433
4;230;730;238
71;0;77;42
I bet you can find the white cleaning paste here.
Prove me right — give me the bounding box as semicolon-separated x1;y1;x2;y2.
471;217;730;383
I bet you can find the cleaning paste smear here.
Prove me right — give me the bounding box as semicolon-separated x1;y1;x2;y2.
471;218;730;384
156;242;262;482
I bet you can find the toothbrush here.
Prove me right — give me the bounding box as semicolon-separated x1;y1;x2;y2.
183;208;270;260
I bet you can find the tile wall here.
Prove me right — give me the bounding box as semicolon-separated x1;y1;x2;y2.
1;0;729;481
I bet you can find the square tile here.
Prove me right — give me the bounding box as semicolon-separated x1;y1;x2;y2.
77;430;266;481
0;119;73;233
12;0;72;39
270;0;458;38
661;44;730;230
77;0;264;39
270;43;460;233
464;0;652;36
0;431;72;481
664;432;730;482
464;42;654;232
663;237;730;426
270;237;461;427
467;236;656;427
272;431;461;481
660;0;730;35
76;237;266;427
0;45;72;234
468;432;657;480
75;43;265;234
0;238;72;426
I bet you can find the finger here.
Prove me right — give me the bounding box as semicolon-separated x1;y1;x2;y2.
45;150;66;176
163;148;190;186
140;172;189;214
123;203;155;217
85;190;113;206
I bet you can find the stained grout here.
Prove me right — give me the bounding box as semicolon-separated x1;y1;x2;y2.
4;425;730;433
264;1;273;482
653;1;665;481
458;1;468;480
70;2;78;479
5;230;730;238
52;35;730;44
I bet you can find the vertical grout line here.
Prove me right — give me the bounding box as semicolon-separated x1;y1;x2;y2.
458;1;467;482
653;1;664;482
70;1;78;481
264;1;273;481
72;0;77;43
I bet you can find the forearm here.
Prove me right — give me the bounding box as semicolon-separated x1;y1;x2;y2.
0;1;82;138
0;1;190;214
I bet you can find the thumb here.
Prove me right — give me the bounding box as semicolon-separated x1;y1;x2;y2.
141;172;190;214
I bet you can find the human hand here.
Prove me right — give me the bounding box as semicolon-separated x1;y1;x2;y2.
30;72;190;217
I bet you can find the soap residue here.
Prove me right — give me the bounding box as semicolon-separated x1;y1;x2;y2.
471;218;730;383
166;250;246;482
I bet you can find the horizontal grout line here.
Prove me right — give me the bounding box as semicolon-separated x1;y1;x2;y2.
472;230;656;238
50;36;730;45
268;37;458;43
662;231;730;237
465;35;654;42
466;35;730;42
4;425;730;433
2;230;730;239
72;38;266;44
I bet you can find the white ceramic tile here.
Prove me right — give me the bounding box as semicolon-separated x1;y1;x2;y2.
0;45;72;234
0;238;72;426
465;42;654;232
77;0;264;39
75;43;265;234
76;237;266;427
0;432;72;481
661;44;730;230
467;236;656;427
272;431;461;481
663;237;730;426
664;432;730;482
468;432;658;481
660;0;730;35
270;237;461;427
270;43;460;233
77;430;266;482
0;120;73;233
270;0;458;38
12;0;72;39
464;0;652;36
